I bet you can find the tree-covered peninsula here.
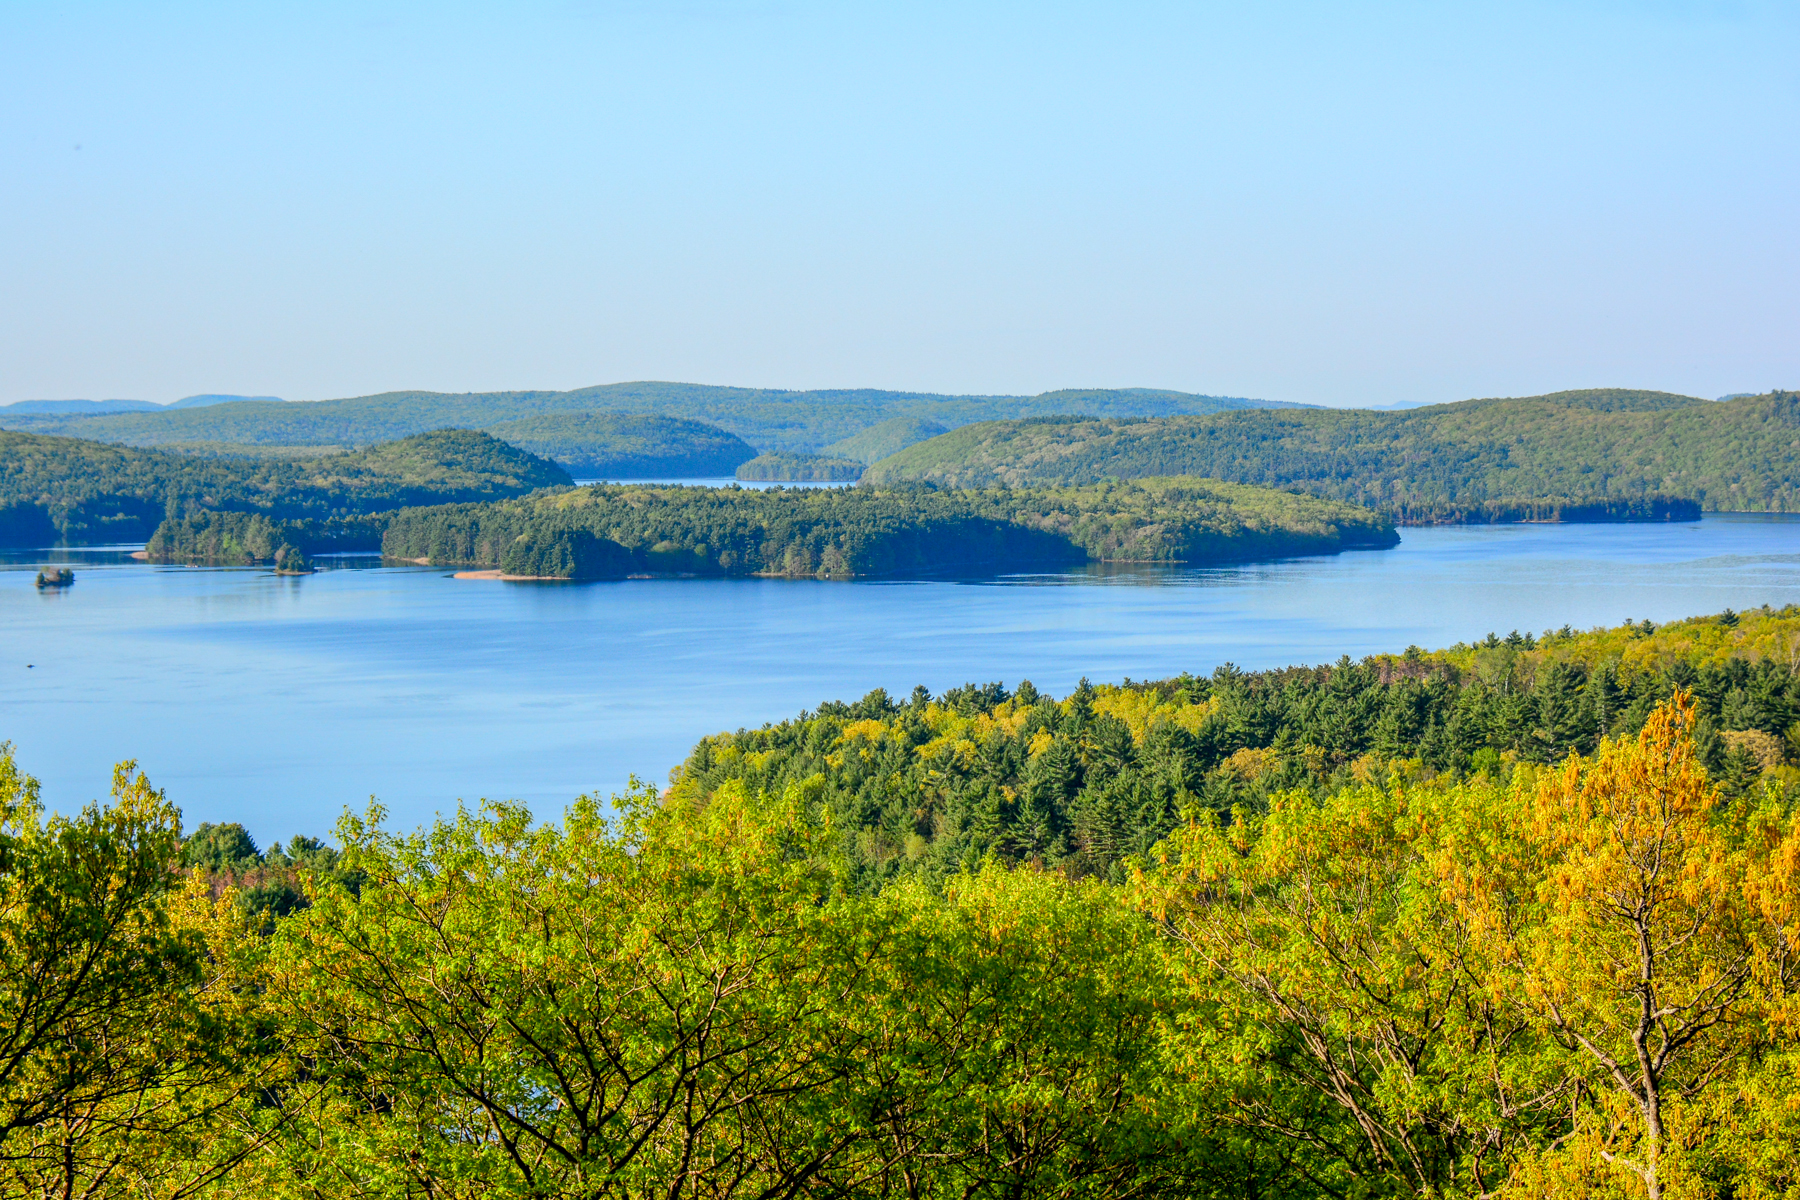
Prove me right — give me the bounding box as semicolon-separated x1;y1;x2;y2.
378;476;1398;578
733;451;866;481
143;511;387;565
0;428;569;545
677;604;1800;884
822;414;949;463
8;610;1800;1199
863;388;1796;516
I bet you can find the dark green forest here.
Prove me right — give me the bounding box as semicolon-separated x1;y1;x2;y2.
8;611;1800;1199
0;429;569;545
865;388;1800;514
378;476;1398;578
0;382;1283;457
734;452;866;481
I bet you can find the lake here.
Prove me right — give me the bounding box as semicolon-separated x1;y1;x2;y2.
5;514;1799;843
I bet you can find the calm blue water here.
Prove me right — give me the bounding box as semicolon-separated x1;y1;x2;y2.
4;515;1799;842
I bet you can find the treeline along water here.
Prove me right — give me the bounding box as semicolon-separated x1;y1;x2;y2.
0;428;569;543
9;611;1800;1197
3;516;1798;840
377;477;1397;578
674;608;1800;886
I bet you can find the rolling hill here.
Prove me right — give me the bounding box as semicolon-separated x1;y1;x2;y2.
0;428;570;545
477;413;757;478
862;389;1800;515
823;415;950;463
0;382;1294;459
735;452;866;481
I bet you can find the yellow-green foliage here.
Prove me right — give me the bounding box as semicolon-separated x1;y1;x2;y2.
1400;604;1800;679
1135;699;1800;1199
7;698;1799;1198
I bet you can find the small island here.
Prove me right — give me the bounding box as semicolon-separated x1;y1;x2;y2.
34;567;74;588
272;544;312;575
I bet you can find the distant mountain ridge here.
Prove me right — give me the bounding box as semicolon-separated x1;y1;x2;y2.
2;398;165;414
0;382;1294;462
2;393;282;414
862;388;1800;515
170;393;284;409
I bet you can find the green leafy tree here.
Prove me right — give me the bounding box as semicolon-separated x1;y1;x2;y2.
0;749;282;1198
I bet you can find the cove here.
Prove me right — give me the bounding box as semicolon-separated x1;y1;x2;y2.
4;514;1798;842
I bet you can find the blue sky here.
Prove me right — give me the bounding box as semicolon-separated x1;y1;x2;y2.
2;1;1795;407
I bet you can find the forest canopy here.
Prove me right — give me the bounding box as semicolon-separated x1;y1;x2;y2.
144;511;386;566
476;412;758;477
734;452;866;481
0;428;570;545
377;476;1399;579
863;388;1798;515
822;414;950;463
6;610;1800;1199
0;382;1288;457
676;604;1800;884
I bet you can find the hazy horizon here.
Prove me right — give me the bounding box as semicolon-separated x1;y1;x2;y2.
4;2;1795;409
2;379;1749;413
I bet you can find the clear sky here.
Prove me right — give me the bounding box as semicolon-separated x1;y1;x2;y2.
2;1;1795;408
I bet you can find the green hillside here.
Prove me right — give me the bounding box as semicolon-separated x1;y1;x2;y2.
379;476;1396;578
0;381;1284;457
863;388;1800;514
734;452;865;481
823;414;949;463
674;606;1800;885
476;412;756;477
0;428;569;545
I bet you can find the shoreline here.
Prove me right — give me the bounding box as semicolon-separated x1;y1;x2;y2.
452;569;569;581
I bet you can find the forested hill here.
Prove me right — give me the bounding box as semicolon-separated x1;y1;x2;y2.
675;604;1800;887
16;609;1800;1199
734;452;865;481
379;476;1396;579
863;388;1800;514
0;381;1291;458
476;413;757;477
0;428;569;544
